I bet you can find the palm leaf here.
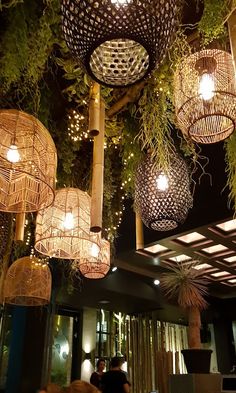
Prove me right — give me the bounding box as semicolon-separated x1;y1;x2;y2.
161;261;208;310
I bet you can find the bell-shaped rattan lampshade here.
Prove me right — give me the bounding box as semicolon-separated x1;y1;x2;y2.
62;0;182;87
35;187;100;259
0;109;57;212
4;256;51;306
174;49;236;144
134;153;193;231
74;238;110;279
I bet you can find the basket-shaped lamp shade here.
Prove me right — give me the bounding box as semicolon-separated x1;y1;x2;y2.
134;154;193;231
4;256;51;306
62;0;182;87
75;238;110;279
174;49;236;144
35;188;100;259
0;110;57;212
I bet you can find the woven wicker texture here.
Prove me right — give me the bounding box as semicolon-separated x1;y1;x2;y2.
134;153;193;231
74;238;110;279
35;187;100;259
4;256;51;306
62;0;181;87
0;110;57;212
174;49;236;144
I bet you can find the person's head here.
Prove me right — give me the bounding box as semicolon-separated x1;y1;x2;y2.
39;383;62;393
96;358;105;372
68;380;99;393
110;356;122;369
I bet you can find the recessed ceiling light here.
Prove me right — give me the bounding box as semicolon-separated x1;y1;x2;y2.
169;254;191;262
216;219;236;232
202;244;228;254
154;279;160;286
211;271;230;277
176;232;206;244
228;279;236;284
98;300;110;304
144;244;168;254
194;263;212;270
112;266;117;272
224;255;236;263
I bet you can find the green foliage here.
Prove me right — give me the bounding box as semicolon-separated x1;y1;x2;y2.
198;0;230;45
0;0;23;10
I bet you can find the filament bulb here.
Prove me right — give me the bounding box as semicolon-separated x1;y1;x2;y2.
90;243;100;258
199;73;215;101
63;212;74;230
7;144;20;163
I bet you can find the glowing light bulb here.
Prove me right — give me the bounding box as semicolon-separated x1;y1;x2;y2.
7;144;20;163
111;0;130;4
199;73;215;101
63;212;74;230
90;243;100;258
156;173;169;192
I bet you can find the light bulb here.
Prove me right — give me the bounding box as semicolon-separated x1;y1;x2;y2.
63;212;74;230
111;0;130;4
199;73;215;101
154;279;160;286
156;173;169;192
90;243;100;258
6;144;20;163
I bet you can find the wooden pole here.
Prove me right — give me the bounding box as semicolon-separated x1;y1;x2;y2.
90;99;104;232
15;212;25;241
135;211;144;250
89;82;100;136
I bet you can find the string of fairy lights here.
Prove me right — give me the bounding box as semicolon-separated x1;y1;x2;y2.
67;109;132;240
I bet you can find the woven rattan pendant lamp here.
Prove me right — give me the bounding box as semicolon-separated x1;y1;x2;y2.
0;109;57;240
4;256;51;306
74;238;110;279
62;0;182;87
134;153;193;231
174;49;236;144
35;187;100;259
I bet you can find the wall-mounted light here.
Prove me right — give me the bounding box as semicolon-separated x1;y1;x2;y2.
112;266;117;272
85;352;92;360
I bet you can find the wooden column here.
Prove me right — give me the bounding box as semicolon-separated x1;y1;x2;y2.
228;10;236;75
15;212;25;242
89;82;100;136
90;99;105;232
135;211;144;250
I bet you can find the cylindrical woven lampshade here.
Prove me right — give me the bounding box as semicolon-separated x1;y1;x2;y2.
134;153;193;231
62;0;182;87
75;238;110;279
0;110;57;212
174;49;236;144
4;256;51;306
35;187;100;259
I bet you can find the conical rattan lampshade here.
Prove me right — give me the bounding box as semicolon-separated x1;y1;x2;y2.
174;49;236;144
135;153;193;231
75;238;110;279
62;0;182;87
35;187;100;259
0;109;57;212
4;256;51;306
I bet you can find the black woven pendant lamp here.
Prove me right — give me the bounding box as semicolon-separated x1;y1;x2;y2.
62;0;182;87
135;153;193;231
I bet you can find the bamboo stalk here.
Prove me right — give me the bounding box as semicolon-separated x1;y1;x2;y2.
90;99;104;233
89;82;100;136
228;10;236;76
135;211;144;250
15;212;25;241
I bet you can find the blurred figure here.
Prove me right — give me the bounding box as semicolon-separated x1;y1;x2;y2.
90;358;106;389
68;380;99;393
101;356;130;393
